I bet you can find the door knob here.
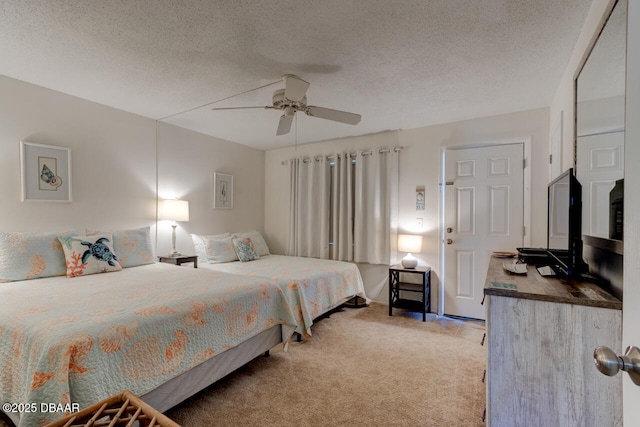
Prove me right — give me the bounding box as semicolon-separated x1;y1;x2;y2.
594;345;640;386
445;239;453;245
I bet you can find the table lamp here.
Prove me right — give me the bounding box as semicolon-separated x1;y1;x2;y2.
398;234;422;268
160;199;189;257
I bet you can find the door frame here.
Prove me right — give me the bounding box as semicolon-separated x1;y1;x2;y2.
439;137;532;316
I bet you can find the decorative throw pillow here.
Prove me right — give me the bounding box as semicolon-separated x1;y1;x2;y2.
58;234;122;277
87;226;153;268
232;237;259;262
233;231;270;256
0;230;78;282
203;236;238;263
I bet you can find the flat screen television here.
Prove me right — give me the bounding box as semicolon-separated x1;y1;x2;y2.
547;168;586;278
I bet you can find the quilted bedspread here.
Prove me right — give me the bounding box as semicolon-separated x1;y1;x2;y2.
0;263;297;427
203;255;367;336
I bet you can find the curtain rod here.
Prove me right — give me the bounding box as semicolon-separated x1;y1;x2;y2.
281;145;403;165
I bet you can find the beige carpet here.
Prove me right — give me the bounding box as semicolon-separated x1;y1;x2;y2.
166;303;486;427
0;303;486;427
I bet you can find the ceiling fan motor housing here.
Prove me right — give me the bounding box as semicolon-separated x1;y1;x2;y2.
272;88;307;113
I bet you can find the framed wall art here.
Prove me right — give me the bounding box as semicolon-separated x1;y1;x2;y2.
213;172;233;209
20;141;72;202
416;185;425;211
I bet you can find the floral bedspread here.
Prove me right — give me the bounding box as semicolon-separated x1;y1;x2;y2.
204;255;367;336
0;263;296;427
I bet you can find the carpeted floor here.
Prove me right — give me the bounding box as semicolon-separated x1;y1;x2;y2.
166;302;487;426
0;303;486;427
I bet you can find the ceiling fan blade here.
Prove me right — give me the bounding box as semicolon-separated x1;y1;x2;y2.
276;114;294;136
211;106;271;111
283;74;310;102
304;106;361;125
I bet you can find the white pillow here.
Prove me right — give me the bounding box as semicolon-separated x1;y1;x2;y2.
233;231;270;256
0;230;77;282
191;233;231;264
203;236;238;263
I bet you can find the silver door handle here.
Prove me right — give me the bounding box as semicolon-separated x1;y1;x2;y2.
445;239;453;245
594;345;640;386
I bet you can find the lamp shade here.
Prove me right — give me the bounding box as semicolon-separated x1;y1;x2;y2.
398;234;422;254
160;199;189;222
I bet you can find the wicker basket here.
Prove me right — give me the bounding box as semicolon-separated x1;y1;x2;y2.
44;390;181;427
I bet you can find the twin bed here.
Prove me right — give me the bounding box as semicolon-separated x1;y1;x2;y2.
202;254;366;337
0;229;367;427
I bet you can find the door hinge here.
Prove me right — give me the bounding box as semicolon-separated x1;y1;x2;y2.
549;154;553;164
523;158;527;169
523;226;526;237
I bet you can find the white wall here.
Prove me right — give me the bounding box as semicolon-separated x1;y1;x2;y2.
156;123;265;256
0;76;157;233
0;76;266;257
265;108;549;306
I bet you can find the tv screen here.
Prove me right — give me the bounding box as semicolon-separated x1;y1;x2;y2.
547;168;584;277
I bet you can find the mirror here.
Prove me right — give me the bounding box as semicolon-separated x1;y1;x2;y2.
575;0;626;242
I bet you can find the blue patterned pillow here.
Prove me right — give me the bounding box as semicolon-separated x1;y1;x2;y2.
233;231;270;256
87;227;153;268
0;230;78;282
232;237;259;262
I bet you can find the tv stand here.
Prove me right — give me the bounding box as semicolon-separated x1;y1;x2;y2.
516;247;549;264
484;256;622;425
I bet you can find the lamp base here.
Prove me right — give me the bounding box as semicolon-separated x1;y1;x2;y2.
401;254;418;269
169;224;181;257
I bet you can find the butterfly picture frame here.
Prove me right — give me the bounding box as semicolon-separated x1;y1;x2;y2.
20;141;72;202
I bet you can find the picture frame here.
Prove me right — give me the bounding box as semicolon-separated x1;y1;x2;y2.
213;172;233;209
416;185;425;211
20;141;72;202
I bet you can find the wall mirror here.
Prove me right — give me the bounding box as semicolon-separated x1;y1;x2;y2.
575;0;626;245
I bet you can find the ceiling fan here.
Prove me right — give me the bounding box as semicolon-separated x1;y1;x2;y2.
211;74;361;136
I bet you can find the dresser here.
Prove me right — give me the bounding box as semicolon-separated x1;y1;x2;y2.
484;257;622;426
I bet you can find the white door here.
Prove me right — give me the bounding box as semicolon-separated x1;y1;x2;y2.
623;0;640;420
550;112;563;181
443;143;524;319
576;131;624;238
622;133;640;424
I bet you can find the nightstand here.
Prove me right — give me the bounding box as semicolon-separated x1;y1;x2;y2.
158;255;198;268
388;265;431;321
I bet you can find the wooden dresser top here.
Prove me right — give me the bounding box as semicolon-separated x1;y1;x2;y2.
484;256;622;310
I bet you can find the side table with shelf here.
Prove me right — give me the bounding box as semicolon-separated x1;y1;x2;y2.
158;255;198;268
388;265;431;321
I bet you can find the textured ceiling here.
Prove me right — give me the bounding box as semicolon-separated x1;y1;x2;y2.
0;0;593;150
